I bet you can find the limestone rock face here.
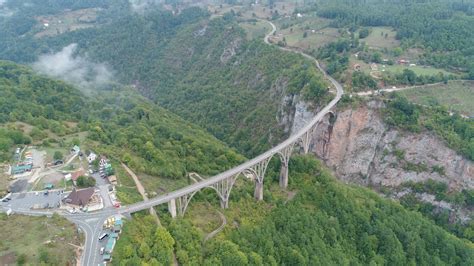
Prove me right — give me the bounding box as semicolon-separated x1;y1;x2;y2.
307;101;473;191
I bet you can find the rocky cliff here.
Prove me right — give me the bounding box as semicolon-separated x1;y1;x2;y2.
298;100;474;191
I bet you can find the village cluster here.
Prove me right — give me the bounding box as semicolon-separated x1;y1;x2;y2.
4;144;121;212
2;143;125;261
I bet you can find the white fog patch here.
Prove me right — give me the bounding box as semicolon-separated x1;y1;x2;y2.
33;44;113;89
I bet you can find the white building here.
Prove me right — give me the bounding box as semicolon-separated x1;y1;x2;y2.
87;152;97;163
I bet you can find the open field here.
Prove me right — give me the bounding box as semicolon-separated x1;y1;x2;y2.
209;2;297;20
239;20;270;40
283;27;340;50
398;80;474;116
0;214;82;265
384;64;453;76
271;15;340;50
114;162;142;205
34;8;101;38
139;172;188;196
363;26;399;49
186;202;222;235
350;57;455;78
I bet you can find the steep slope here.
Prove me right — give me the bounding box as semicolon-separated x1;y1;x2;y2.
307;97;473;240
113;156;474;265
310;100;473;190
32;9;330;157
0;60;244;181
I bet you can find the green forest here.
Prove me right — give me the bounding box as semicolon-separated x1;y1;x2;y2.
383;94;474;160
0;3;330;157
315;0;474;74
113;156;474;265
0;60;244;180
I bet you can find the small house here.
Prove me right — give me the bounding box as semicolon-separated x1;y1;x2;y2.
87;152;97;164
71;145;80;154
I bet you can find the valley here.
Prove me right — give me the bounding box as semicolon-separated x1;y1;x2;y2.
0;0;473;265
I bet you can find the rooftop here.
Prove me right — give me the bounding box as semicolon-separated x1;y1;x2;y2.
63;187;94;207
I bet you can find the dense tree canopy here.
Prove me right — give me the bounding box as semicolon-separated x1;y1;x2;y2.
114;156;474;265
316;0;474;72
0;60;244;180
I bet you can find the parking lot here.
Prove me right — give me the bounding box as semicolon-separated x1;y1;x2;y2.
1;190;63;211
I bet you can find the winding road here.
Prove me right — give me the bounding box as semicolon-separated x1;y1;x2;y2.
1;20;344;266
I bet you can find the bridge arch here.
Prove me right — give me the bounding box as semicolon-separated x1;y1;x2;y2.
171;172;245;217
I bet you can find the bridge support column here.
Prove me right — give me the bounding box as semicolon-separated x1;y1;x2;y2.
168;198;177;218
279;163;288;188
278;143;294;189
254;181;264;201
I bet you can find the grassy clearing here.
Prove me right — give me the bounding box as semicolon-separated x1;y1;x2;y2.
139;172;188;195
384;64;452;76
362;26;399;49
351;57;455;78
285;27;340;50
239;20;270;40
0;213;82;265
185;201;222;235
114;163;142;205
34;8;100;38
398;80;474;116
275;16;338;50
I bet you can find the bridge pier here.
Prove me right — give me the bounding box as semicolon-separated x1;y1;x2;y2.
168;198;177;218
279;162;288;188
220;198;229;209
254;181;264;201
278;144;293;189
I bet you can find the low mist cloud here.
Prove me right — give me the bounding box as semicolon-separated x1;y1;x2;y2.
33;43;113;89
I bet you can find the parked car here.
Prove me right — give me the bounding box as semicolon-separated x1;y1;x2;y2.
99;247;105;255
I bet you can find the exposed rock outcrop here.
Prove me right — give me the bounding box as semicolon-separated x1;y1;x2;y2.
306;101;473;191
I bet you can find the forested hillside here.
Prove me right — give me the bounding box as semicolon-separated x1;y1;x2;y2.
0;61;244;179
113;156;474;265
0;3;330;157
49;10;329;156
316;0;474;74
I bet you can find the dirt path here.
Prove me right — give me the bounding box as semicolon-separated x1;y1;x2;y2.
121;163;161;226
204;210;227;242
